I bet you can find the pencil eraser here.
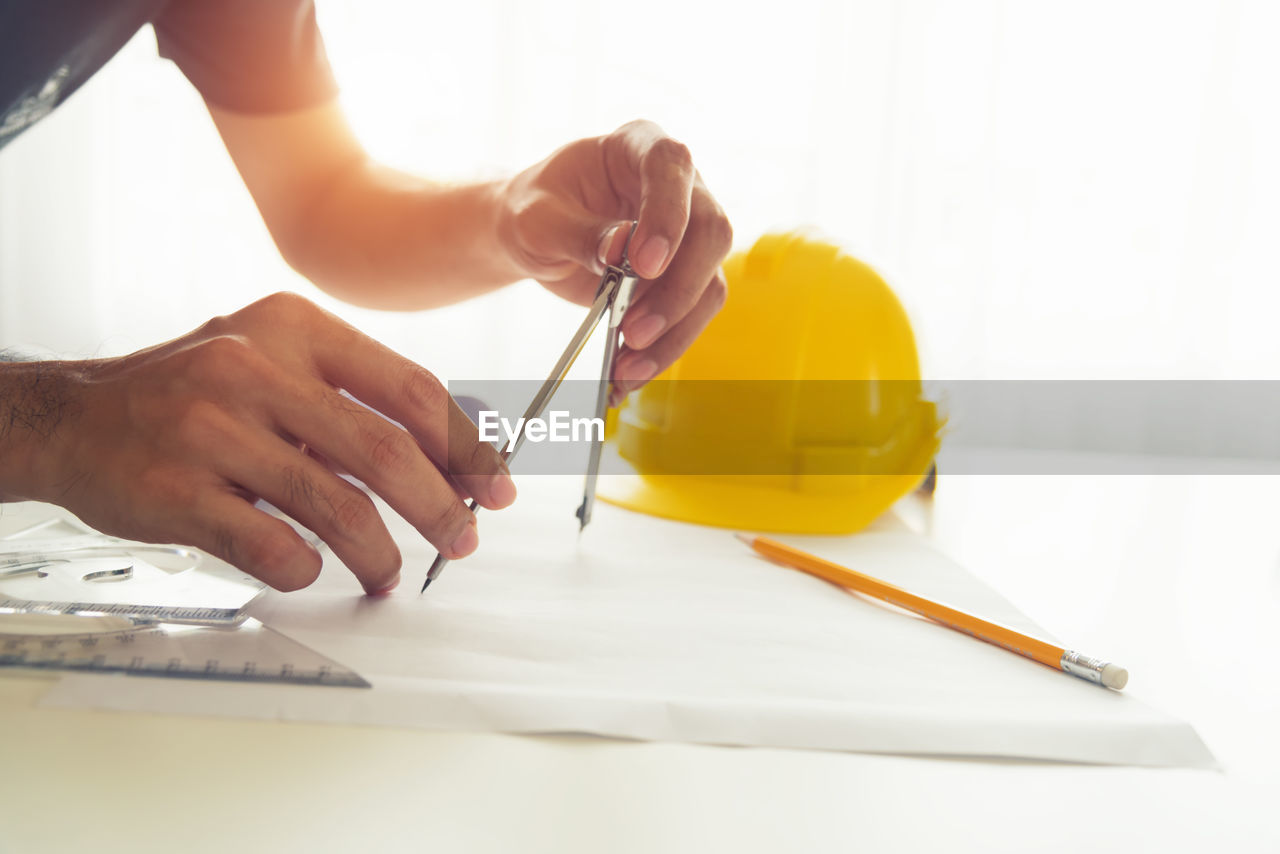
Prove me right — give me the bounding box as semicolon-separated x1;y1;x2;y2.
1101;664;1129;690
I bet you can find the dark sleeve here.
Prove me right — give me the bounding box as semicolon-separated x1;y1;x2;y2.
153;0;338;113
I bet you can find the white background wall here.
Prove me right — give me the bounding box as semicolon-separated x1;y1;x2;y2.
1;1;1278;450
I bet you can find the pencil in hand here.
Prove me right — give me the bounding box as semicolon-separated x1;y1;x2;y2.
735;533;1129;691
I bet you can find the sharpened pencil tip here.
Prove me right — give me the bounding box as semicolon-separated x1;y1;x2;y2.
733;532;754;547
422;552;449;593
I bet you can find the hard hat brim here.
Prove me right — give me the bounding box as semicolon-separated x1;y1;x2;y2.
596;443;932;535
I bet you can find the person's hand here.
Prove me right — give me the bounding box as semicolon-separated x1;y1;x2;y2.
498;120;733;404
17;293;514;594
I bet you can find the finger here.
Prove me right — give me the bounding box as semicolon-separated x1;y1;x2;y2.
184;490;324;592
610;269;728;406
321;365;511;509
268;379;483;563
608;122;696;279
178;318;485;562
620;186;732;350
216;420;402;594
246;295;515;513
303;444;347;476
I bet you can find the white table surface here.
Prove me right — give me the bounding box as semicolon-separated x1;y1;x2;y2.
2;458;1277;853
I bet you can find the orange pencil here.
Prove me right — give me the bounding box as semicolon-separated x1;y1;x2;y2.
735;533;1128;690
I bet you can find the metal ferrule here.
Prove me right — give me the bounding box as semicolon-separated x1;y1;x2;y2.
1059;650;1109;685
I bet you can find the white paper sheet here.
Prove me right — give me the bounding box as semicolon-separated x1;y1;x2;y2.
40;476;1213;767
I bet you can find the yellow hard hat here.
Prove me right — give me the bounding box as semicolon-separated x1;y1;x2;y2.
597;231;943;534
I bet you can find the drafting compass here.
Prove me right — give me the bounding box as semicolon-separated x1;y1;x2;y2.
421;222;639;591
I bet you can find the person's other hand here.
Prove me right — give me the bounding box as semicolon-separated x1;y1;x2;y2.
498;120;733;404
28;293;514;594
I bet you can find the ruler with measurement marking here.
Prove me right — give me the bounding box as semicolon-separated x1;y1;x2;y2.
0;618;370;688
0;596;249;626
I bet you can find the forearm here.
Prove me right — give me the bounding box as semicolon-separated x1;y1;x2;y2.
284;162;523;311
0;359;83;503
208;101;529;312
210;102;731;377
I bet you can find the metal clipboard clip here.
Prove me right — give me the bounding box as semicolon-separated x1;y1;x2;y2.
422;222;640;591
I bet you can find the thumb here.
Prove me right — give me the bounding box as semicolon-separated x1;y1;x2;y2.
512;195;627;282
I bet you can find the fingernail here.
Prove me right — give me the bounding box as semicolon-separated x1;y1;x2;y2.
596;224;625;269
616;358;658;386
449;523;479;558
633;236;670;277
627;314;667;349
490;472;517;507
